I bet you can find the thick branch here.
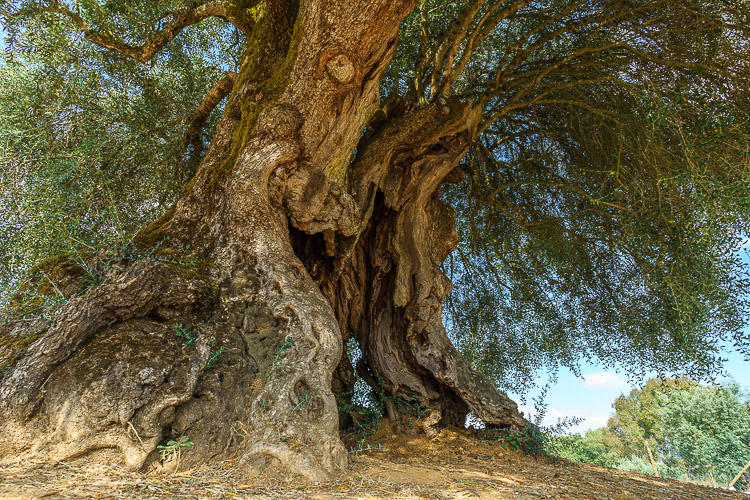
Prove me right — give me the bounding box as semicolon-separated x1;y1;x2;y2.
429;0;485;101
442;0;532;96
179;71;238;167
0;260;214;420
2;1;255;63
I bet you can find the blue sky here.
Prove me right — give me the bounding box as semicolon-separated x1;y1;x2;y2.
516;241;750;435
514;350;750;435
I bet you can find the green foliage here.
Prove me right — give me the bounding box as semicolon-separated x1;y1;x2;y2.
479;427;522;450
390;393;431;428
156;436;193;462
389;0;750;391
503;432;520;450
3;235;197;322
553;428;626;468
336;342;435;437
174;323;195;347
615;456;673;479
205;341;227;368
478;387;583;457
608;377;696;457
0;1;243;307
478;420;585;458
554;378;750;491
266;335;295;380
653;381;750;488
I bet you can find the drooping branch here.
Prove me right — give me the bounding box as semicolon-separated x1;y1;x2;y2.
1;1;256;63
489;0;593;89
412;0;746;121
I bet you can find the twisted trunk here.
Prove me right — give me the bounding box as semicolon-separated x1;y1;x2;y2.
0;0;522;480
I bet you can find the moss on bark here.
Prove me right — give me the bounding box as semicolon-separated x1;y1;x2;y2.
204;12;302;192
0;331;44;378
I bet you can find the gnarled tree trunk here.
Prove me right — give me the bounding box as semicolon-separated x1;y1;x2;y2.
0;0;523;481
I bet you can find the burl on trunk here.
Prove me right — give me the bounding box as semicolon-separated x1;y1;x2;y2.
0;0;523;481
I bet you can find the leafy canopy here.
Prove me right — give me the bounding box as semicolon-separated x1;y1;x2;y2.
383;0;750;388
1;0;749;390
0;0;243;298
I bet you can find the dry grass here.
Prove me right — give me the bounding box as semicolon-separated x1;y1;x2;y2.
0;428;747;499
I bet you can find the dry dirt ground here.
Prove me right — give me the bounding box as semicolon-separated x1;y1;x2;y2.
0;427;746;499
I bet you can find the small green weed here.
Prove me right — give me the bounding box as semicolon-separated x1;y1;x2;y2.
503;433;521;450
349;439;389;455
389;394;430;427
336;390;382;437
266;335;295;380
478;427;520;450
82;270;105;290
293;391;317;412
174;323;195;346
478;423;568;456
206;344;227;368
157;437;193;462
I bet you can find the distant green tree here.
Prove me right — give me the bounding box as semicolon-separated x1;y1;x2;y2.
657;382;750;488
608;377;696;457
558;377;750;491
554;427;623;468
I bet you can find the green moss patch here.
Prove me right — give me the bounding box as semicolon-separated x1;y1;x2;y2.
132;205;176;251
0;330;45;378
205;12;302;192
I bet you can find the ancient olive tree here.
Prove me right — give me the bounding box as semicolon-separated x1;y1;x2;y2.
1;0;749;480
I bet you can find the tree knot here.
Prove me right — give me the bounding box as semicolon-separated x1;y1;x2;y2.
256;104;303;139
325;52;356;85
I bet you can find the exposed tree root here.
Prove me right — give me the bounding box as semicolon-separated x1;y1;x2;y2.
0;252;346;480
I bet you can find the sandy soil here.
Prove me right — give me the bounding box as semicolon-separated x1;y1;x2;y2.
0;427;746;499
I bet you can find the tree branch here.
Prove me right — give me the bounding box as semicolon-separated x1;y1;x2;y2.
177;71;238;178
429;0;485;101
1;1;256;63
184;71;238;150
441;0;532;98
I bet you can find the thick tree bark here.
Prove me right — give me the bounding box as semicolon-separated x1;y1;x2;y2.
320;98;525;433
0;0;523;481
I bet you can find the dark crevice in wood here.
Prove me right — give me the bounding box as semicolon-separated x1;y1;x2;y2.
288;222;334;286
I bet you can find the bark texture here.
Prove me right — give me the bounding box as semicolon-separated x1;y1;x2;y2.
319;98;524;432
0;0;523;481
